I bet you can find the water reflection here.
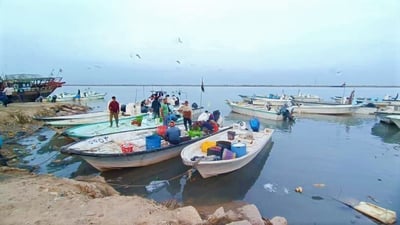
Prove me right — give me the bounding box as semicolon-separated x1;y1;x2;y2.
182;141;274;206
225;112;294;132
101;156;189;201
371;122;400;144
295;113;373;127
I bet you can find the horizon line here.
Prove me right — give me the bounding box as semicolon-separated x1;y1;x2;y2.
64;84;400;88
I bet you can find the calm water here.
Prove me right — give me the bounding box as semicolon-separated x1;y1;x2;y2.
15;86;400;225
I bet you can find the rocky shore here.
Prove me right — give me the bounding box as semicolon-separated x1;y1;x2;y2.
0;102;287;225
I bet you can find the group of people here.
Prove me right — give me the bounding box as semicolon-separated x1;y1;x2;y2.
106;95;222;146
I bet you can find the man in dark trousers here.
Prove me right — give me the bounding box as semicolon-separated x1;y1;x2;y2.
108;96;120;127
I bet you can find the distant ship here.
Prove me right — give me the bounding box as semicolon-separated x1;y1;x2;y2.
0;74;65;102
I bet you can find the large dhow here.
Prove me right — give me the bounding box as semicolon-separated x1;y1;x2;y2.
181;120;274;178
0;73;65;102
61;125;230;171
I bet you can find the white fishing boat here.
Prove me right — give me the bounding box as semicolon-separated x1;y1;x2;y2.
226;100;291;121
292;103;361;115
386;115;400;129
181;124;274;178
47;89;107;102
45;113;145;127
63;114;180;138
375;105;400;124
61;125;230;171
36;111;110;121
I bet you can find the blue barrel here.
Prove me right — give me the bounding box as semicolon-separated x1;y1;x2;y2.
249;117;260;132
146;135;161;150
231;142;246;157
0;135;3;149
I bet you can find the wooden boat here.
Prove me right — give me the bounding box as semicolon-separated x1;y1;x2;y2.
353;201;396;224
292;103;361;115
61;125;230;171
63;114;180;138
180;124;274;178
386;115;400;129
226;100;287;121
0;73;64;102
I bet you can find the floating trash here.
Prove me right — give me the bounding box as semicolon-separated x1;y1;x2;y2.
263;183;277;193
145;180;169;193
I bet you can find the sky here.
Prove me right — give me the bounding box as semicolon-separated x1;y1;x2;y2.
0;0;399;85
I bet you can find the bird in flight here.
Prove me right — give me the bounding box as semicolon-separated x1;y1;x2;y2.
178;37;183;43
136;54;141;59
176;60;181;64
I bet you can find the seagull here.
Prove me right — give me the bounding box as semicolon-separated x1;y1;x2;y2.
178;37;183;43
136;54;141;59
176;60;181;64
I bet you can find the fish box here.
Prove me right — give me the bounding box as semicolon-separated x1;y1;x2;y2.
207;146;223;158
231;142;246;157
146;135;161;150
216;140;231;150
201;141;216;153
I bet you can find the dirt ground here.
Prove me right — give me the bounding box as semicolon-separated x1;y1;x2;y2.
0;102;281;225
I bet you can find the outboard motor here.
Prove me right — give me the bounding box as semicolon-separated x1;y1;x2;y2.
120;104;126;114
249;117;260;132
212;110;221;122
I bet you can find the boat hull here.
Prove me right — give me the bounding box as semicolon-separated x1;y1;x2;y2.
181;126;274;178
226;100;283;121
292;104;360;115
61;126;230;171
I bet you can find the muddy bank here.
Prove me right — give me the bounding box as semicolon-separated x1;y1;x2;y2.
0;103;287;225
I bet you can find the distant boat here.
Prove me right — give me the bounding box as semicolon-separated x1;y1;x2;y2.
292;104;361;115
225;100;292;121
0;74;64;102
47;89;107;102
61;125;230;171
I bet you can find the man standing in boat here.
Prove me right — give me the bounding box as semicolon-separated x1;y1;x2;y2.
108;96;120;127
178;100;193;131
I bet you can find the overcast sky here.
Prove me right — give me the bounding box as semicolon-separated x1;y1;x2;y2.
0;0;399;85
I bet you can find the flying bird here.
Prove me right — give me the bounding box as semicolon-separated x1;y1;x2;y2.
176;60;181;64
136;54;141;59
178;37;183;43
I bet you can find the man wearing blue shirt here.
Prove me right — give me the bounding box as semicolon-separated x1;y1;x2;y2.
166;121;181;145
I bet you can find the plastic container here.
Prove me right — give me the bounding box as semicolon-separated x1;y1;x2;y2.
227;131;235;140
249;117;260;132
207;146;223;158
222;149;236;160
156;125;167;136
120;143;134;153
146;135;161;150
217;140;231;150
201;141;216;153
231;142;246;157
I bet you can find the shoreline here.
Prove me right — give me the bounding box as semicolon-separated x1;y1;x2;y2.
0;102;287;225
